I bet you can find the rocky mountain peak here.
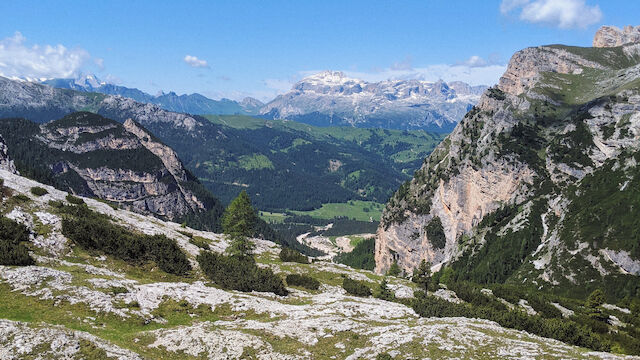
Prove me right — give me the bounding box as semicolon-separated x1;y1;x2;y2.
593;25;640;48
261;71;487;132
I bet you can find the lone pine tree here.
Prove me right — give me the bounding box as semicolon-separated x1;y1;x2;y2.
222;190;259;257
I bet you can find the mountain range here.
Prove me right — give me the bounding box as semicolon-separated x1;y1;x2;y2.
259;71;487;132
42;75;264;116
42;72;486;132
377;25;640;302
0;75;445;215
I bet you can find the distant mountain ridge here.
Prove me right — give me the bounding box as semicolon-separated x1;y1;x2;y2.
42;75;264;116
259;71;487;132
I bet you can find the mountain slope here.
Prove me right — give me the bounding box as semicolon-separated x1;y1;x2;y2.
0;169;634;359
0;112;223;227
259;71;486;132
42;75;263;115
179;114;446;210
376;26;640;301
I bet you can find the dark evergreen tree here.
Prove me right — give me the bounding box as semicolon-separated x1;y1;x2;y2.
412;259;431;292
387;261;401;277
374;278;394;301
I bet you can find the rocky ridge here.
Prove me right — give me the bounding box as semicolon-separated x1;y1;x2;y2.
594;25;640;48
375;26;640;299
0;76;202;130
0;169;633;359
260;71;486;132
42;74;264;116
0;112;211;221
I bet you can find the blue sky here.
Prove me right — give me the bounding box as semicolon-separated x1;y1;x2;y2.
0;0;638;101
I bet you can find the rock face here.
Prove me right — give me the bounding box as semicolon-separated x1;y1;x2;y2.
259;71;486;132
593;25;640;48
376;27;640;298
0;135;16;174
0;112;211;220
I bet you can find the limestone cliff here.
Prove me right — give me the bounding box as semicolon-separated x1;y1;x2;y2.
376;26;640;298
0;135;17;174
0;112;215;221
593;25;640;48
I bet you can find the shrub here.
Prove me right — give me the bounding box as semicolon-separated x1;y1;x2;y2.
279;247;309;264
0;216;35;266
189;236;209;250
65;194;84;205
411;287;611;353
342;277;372;297
60;204;191;275
48;200;64;208
387;261;401;277
286;274;320;290
374;278;395;301
30;186;48;196
110;286;129;294
424;217;446;249
13;194;30;202
197;251;288;296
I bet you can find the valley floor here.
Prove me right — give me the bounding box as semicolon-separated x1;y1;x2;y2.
0;169;635;360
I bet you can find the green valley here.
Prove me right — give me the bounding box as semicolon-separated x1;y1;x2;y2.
162;114;445;213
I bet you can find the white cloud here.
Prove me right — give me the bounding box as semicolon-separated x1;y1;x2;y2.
183;55;209;68
0;32;92;80
500;0;602;29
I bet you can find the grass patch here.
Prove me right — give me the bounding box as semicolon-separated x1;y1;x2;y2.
291;201;384;222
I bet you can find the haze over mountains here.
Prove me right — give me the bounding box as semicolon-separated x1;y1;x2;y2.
42;75;265;116
41;71;487;132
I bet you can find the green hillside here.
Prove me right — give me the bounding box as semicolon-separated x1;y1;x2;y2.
160;114;446;213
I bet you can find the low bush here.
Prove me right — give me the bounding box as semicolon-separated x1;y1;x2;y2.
13;194;30;202
411;289;609;353
189;236;209;249
197;251;288;296
286;274;320;290
279;247;309;264
342;277;371;297
30;186;48;196
65;194;84;205
60;204;191;275
0;216;35;266
48;200;64;208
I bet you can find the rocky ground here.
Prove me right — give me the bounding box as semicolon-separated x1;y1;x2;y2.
0;169;636;360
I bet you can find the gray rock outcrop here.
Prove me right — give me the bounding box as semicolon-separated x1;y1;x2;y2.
593;25;640;48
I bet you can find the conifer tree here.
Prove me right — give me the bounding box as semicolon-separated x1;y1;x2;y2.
222;190;258;257
374;277;395;301
412;259;431;292
387;260;401;277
